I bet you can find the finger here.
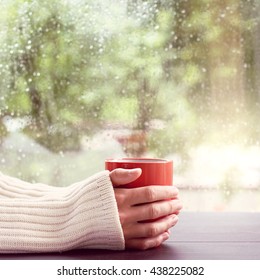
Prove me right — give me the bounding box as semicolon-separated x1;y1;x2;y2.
129;199;183;222
123;214;179;239
110;168;142;187
125;232;170;250
127;185;179;205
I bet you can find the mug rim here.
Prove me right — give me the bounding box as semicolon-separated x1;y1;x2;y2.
105;157;172;163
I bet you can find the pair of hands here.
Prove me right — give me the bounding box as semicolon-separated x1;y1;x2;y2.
110;168;182;250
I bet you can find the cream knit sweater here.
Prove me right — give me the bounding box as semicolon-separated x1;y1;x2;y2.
0;171;125;253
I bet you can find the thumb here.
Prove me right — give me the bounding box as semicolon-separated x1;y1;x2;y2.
110;168;142;187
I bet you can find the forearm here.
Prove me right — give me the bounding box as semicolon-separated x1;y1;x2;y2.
0;171;125;253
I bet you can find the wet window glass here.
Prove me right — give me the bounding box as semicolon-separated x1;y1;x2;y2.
1;0;260;211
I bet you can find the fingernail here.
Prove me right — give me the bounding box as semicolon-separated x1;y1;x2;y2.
170;214;177;219
163;232;169;240
127;168;141;176
171;214;179;223
178;202;183;210
127;169;134;175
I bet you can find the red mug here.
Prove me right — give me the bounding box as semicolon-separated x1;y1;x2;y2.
106;158;173;222
105;158;173;188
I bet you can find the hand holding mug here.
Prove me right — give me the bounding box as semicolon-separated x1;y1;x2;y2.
110;168;182;250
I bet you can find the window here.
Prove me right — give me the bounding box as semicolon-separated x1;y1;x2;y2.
1;0;260;211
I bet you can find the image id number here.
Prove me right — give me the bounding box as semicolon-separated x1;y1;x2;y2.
150;266;204;276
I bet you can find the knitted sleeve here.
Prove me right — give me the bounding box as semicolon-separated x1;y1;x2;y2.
0;171;125;253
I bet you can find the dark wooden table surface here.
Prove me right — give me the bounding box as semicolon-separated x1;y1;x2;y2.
1;212;259;260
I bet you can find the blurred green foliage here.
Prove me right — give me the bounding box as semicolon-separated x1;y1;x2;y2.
0;0;260;156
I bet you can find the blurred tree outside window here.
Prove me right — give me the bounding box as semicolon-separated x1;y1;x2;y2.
0;0;260;211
